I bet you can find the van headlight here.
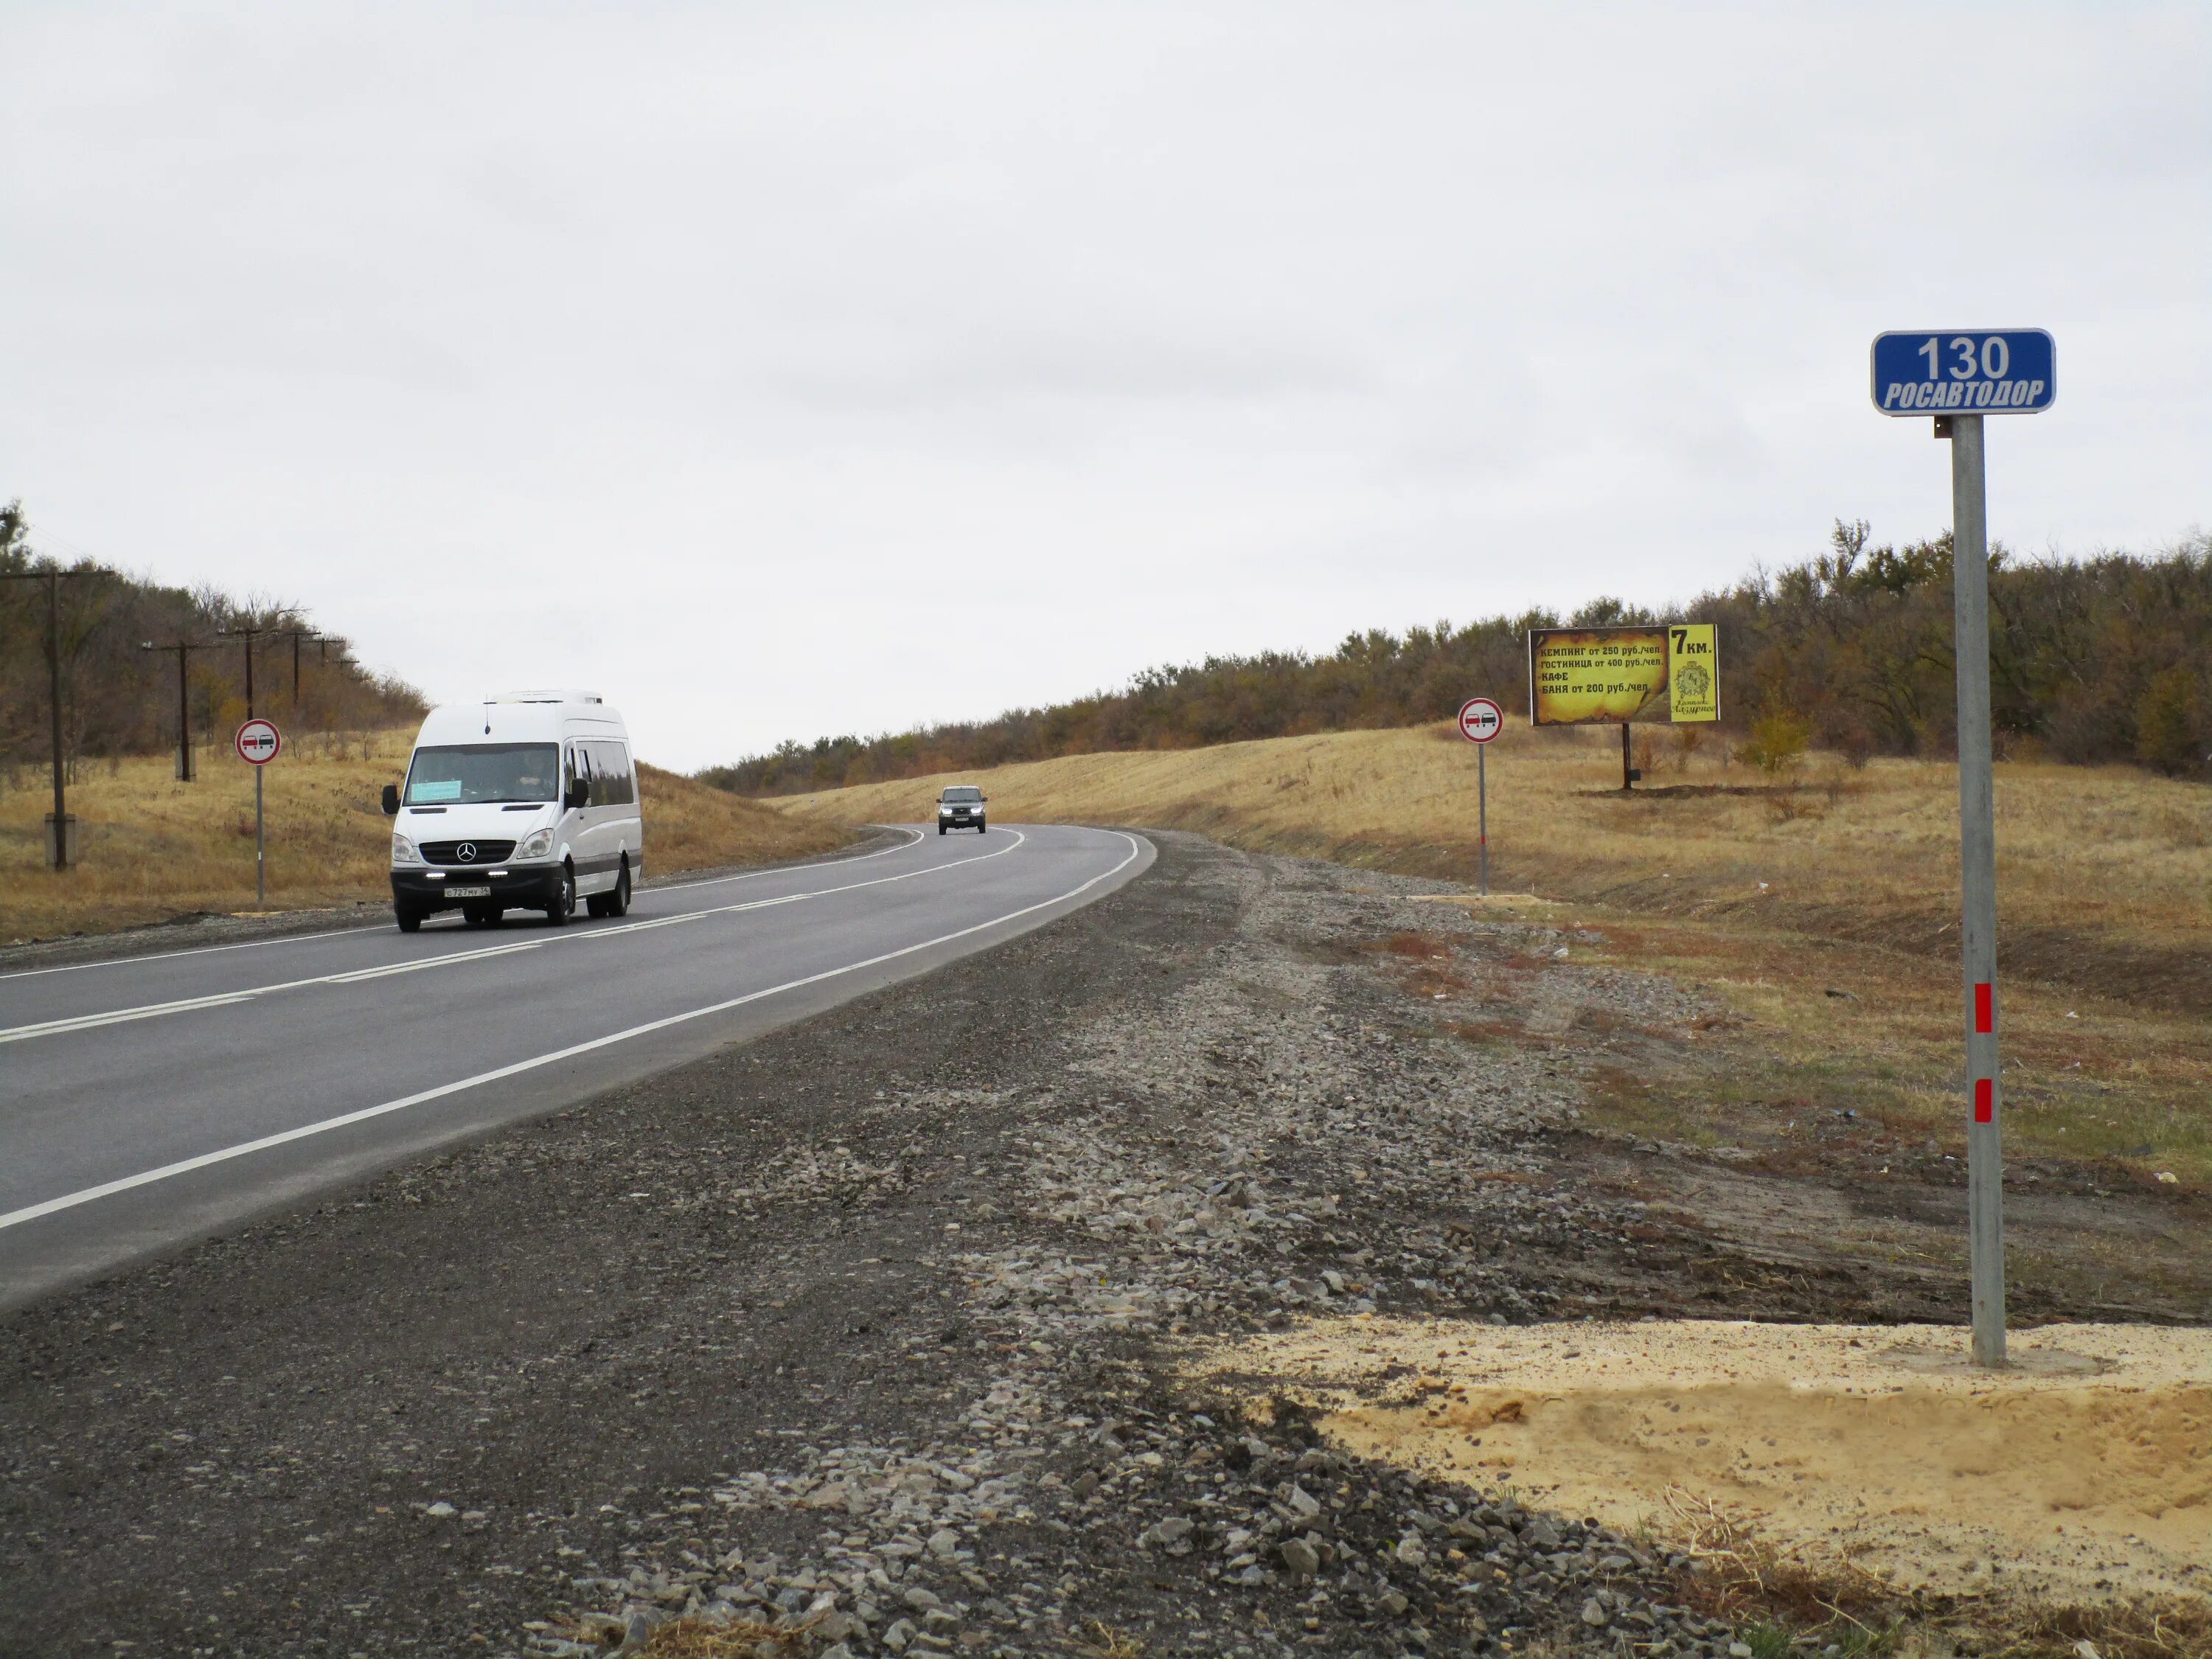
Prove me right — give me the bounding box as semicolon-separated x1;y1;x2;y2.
515;827;555;860
391;833;422;865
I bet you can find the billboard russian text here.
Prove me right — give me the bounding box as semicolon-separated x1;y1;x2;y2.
1528;625;1720;726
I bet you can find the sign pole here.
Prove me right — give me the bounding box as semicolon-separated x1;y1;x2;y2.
1948;411;2006;1367
1872;327;2049;1371
1456;697;1504;896
1477;741;1489;897
236;718;281;909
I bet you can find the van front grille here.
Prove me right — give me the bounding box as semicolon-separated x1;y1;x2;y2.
420;839;515;865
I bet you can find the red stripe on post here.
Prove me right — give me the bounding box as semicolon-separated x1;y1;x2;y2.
1974;1078;1994;1124
1975;982;1994;1034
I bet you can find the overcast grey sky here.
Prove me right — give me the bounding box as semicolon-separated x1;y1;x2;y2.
4;4;2207;770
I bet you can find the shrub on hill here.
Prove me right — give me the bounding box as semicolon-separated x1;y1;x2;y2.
0;501;426;784
702;522;2212;796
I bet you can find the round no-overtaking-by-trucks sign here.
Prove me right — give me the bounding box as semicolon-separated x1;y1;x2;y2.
235;719;281;765
1457;698;1503;743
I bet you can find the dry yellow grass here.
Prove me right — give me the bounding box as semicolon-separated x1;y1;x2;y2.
1;732;849;942
769;723;2212;1179
768;722;2212;1005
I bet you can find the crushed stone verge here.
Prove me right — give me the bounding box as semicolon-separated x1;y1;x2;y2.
525;844;1742;1659
5;832;1907;1658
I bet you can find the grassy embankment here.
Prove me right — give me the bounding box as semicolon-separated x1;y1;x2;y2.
1;731;850;943
768;722;2212;1183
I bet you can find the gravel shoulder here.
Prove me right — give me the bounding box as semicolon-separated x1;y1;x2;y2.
4;832;2194;1659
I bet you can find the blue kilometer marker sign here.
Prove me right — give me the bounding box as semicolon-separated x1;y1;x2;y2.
1871;330;2055;417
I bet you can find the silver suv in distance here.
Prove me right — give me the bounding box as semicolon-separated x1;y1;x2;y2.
937;786;987;835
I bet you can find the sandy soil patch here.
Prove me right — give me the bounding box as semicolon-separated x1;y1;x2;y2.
1193;1317;2212;1604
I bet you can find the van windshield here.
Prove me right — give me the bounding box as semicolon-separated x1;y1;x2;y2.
942;787;982;802
405;743;560;805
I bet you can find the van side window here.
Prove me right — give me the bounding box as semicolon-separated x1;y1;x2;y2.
568;743;593;809
581;740;635;807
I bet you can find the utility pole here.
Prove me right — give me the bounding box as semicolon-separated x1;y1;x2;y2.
2;566;105;869
217;623;271;719
140;640;202;782
269;625;328;709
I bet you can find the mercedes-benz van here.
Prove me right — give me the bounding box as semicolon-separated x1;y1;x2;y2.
380;691;644;932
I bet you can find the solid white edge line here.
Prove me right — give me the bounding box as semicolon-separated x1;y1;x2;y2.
0;824;928;982
0;830;1147;1234
0;829;1024;1044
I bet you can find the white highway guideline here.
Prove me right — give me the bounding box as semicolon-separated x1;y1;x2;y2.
0;828;1144;1237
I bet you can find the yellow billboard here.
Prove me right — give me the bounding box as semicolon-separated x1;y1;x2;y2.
1528;627;1668;725
1527;625;1720;725
1667;624;1720;722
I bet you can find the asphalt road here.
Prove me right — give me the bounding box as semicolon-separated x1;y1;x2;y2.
0;823;1150;1309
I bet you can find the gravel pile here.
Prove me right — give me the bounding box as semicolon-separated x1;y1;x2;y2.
532;851;1741;1658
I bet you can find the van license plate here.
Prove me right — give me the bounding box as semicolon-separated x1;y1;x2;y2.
445;885;493;899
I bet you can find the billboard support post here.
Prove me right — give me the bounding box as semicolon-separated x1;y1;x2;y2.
1948;411;2006;1368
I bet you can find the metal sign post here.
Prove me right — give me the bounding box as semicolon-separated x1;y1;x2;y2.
1872;327;2054;1369
235;718;282;908
1951;414;2006;1368
1456;698;1503;896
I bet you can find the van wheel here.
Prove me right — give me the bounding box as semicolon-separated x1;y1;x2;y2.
463;904;501;928
976;818;987;833
395;904;425;933
545;866;575;927
588;861;633;919
939;824;947;835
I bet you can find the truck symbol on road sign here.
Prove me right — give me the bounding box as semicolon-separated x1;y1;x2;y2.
1457;698;1503;742
235;719;282;765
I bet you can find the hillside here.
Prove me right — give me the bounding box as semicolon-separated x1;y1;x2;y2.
1;737;849;942
767;723;2212;1180
768;721;2212;987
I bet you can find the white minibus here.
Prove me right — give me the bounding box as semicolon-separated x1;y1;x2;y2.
380;691;644;932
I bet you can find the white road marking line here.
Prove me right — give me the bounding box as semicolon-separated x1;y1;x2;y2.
0;826;928;983
0;832;1144;1234
0;829;1029;1046
647;824;924;893
0;991;262;1040
321;939;549;983
0;926;374;984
